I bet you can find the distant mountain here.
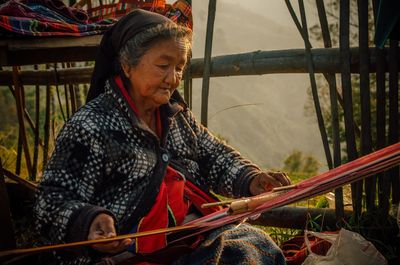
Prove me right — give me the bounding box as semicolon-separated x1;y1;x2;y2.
190;0;327;170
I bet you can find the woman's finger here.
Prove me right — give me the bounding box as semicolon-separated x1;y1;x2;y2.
259;173;282;188
91;238;132;253
269;171;291;186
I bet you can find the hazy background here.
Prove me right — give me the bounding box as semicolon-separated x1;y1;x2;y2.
173;0;328;171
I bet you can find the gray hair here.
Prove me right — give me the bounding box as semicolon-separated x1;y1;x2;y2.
118;23;192;68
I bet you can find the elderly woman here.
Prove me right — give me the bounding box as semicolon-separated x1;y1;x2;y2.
34;9;291;265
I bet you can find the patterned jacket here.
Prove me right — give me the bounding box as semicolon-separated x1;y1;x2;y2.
34;77;261;264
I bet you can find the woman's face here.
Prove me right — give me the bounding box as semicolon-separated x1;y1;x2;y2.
122;38;188;109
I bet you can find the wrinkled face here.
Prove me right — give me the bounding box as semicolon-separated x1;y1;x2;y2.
122;38;188;109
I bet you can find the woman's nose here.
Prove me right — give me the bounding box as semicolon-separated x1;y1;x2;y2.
164;68;179;86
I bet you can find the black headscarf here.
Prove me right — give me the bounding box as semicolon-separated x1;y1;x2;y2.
87;9;173;102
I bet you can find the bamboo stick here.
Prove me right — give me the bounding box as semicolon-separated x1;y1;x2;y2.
42;65;51;171
340;0;361;219
183;0;193;109
228;191;285;214
15;130;22;176
0;168;38;192
316;0;344;219
200;0;217;126
249;206;353;231
69;84;77;113
0;48;395;86
32;65;40;181
201;185;296;209
183;59;192;109
388;40;399;206
62;63;71;119
12;66;33;177
358;0;375;210
54;63;66;122
372;0;389;214
0;225;197;258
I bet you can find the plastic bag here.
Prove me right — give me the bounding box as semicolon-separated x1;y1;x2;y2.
302;228;387;265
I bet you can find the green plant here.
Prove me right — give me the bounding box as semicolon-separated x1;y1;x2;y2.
264;226;302;246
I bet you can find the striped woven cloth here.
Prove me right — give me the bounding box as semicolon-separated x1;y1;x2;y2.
0;0;192;37
0;0;114;37
87;0;193;30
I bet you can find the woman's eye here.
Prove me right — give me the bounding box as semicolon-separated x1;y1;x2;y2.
157;64;169;70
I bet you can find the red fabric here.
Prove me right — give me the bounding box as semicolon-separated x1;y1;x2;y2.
136;167;189;253
114;76;140;115
164;167;191;225
184;180;222;216
135;182;169;253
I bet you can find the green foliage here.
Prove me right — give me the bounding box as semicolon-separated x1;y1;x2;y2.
0;126;18;169
306;213;323;232
283;150;302;172
260;226;302;246
316;196;330;208
0;88;18;130
283;150;320;175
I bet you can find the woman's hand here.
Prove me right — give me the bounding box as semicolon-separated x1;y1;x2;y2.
88;213;132;254
249;170;291;196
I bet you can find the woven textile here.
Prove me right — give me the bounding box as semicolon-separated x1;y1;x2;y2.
0;0;114;37
87;0;193;29
172;224;287;265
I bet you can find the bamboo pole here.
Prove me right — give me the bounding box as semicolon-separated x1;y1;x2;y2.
32;65;40;181
183;59;192;109
201;0;217;126
74;84;83;109
53;63;66;122
388;40;399;207
1;167;38;192
340;0;361;219
15;128;22;176
12;66;32;177
357;0;374;210
372;0;389;213
62;63;71;119
250;206;352;231
0;48;395;86
316;0;344;220
42;65;51;172
69;83;77;113
183;0;193;109
0;225;197;258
